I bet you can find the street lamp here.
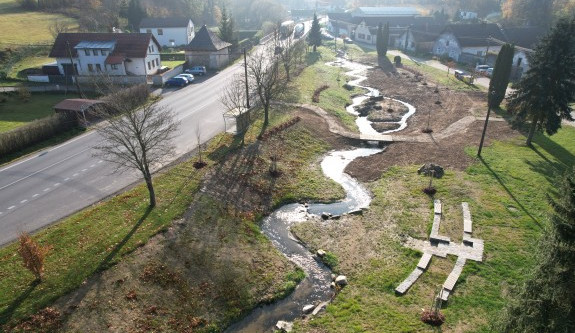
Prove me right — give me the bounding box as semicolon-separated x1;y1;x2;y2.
477;90;496;157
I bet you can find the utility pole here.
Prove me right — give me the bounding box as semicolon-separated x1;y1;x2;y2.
243;48;250;108
477;90;495;157
484;36;490;64
66;41;85;98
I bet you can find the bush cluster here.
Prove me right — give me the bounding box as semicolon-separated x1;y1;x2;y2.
257;116;301;141
0;113;78;157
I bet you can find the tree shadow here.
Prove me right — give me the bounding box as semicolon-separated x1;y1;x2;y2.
306;51;322;66
0;280;40;325
95;206;153;272
531;133;575;170
478;156;542;228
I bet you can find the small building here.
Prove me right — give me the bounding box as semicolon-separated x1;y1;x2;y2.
139;17;195;47
49;33;162;79
185;25;232;69
496;26;547;79
432;23;506;64
53;98;108;126
395;24;445;53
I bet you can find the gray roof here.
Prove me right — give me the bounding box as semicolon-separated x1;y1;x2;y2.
139;17;192;29
74;41;116;49
353;7;420;17
442;23;507;47
186;25;231;51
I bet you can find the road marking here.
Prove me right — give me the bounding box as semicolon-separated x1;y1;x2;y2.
0;147;93;190
81;169;87;172
64;178;70;181
43;188;50;192
7;206;15;210
73;173;79;177
54;183;61;186
32;194;39;198
20;199;28;204
98;160;103;164
90;164;96;168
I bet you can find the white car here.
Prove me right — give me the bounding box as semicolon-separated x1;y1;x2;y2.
475;65;490;75
185;66;207;76
175;73;195;83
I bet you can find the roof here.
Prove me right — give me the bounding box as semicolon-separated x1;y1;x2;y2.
50;33;160;59
53;99;105;112
105;54;126;64
442;23;506;47
357;16;433;27
186;25;231;51
139;17;192;29
409;24;445;42
501;26;547;50
352;7;420;17
75;41;116;49
327;12;352;22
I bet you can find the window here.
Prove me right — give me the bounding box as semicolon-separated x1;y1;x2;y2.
151;45;154;52
446;40;450;46
367;35;371;40
111;64;118;70
147;61;151;70
358;33;365;39
96;64;102;72
88;64;94;72
146;29;152;34
101;50;107;56
157;29;163;35
155;58;159;66
84;49;90;56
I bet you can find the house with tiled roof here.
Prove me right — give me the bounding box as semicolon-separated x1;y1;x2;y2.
432;23;507;64
185;25;232;69
494;26;547;78
395;24;445;52
139;17;195;47
49;33;162;78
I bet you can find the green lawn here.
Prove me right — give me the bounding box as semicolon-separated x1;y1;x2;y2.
0;0;76;47
0;92;81;133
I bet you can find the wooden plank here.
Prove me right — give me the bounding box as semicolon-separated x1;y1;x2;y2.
417;253;432;270
434;199;442;215
462;202;472;233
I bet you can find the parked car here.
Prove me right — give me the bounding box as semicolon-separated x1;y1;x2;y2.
454;70;475;84
175;73;195;83
343;37;353;44
164;77;187;87
475;64;490;75
486;67;494;77
185;66;207;76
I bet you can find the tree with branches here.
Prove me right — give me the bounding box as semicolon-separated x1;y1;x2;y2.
507;17;575;146
18;233;51;282
93;85;179;207
247;45;287;126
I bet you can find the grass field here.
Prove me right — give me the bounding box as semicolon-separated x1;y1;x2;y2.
0;92;81;133
0;0;76;47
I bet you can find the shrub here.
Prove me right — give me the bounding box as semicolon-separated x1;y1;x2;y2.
17;87;31;102
420;309;445;326
18;233;52;281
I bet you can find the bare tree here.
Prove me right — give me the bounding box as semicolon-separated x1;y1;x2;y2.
220;73;247;111
247;44;287;126
18;233;51;282
93;93;179;208
49;20;70;39
278;34;306;81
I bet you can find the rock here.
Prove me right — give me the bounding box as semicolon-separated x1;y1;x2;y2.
330;282;336;289
349;209;363;216
312;302;329;315
331;274;337;280
276;321;293;332
303;304;315;314
335;275;348;286
417;163;444;178
321;212;332;220
370;95;384;101
331;214;341;220
317;249;326;257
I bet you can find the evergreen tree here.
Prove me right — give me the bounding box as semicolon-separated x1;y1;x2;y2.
218;6;234;44
126;0;146;30
488;43;514;109
507;17;575;146
376;23;384;56
381;22;389;55
498;167;575;332
308;13;322;52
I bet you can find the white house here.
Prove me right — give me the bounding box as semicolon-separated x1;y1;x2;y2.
139;17;195;47
49;33;162;77
432;23;506;64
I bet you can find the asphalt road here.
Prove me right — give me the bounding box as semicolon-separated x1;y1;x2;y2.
0;60;246;246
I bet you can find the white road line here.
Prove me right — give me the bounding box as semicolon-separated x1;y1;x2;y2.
32;194;39;198
90;164;96;168
64;178;70;181
73;173;79;177
54;183;61;186
7;206;15;210
21;199;28;204
97;160;103;164
43;188;50;192
81;169;88;172
0;147;93;190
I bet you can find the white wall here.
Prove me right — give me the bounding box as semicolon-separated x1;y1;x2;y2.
140;22;194;47
433;32;461;60
354;24;375;44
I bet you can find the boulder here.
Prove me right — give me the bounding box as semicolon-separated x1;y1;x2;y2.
303;304;315;314
276;321;293;332
335;275;348;286
321;212;332;220
317;249;326;257
417;163;444;178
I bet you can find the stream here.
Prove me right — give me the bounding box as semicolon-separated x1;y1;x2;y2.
225;57;416;332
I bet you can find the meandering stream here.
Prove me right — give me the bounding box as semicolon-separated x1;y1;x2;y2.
225;57;416;332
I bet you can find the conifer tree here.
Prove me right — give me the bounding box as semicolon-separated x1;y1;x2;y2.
507;17;575;146
381;22;389;55
218;6;234;44
308;13;322;52
126;0;146;30
376;23;384;56
488;43;514;109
